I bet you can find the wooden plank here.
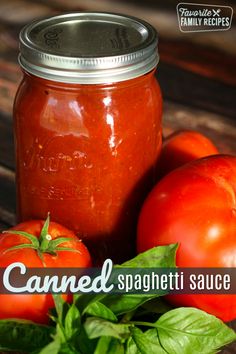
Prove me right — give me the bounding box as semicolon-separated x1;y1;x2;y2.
0;165;16;225
0;206;15;226
0;76;19;119
159;39;236;86
0;113;15;169
157;63;236;120
0;0;55;24
0;59;21;83
0;221;9;232
163;101;236;154
122;0;236;9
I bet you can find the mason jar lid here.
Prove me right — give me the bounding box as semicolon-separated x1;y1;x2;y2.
19;12;159;84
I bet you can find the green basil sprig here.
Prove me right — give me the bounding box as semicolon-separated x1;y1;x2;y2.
0;244;234;354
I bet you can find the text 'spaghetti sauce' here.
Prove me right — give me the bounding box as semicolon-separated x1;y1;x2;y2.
14;13;162;263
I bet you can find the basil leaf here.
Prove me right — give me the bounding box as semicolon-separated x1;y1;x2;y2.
102;244;177;315
52;295;75;347
84;317;131;340
102;294;158;316
141;298;172;315
126;329;167;354
156;307;236;354
50;303;81;353
126;338;141;354
39;327;81;354
94;336;112;354
59;343;81;354
52;294;69;325
107;339;125;354
0;319;54;353
131;327;166;354
109;339;125;354
120;244;178;268
38;338;61;354
144;329;167;353
54;323;66;345
84;301;118;322
95;337;124;354
64;304;81;340
77;325;97;354
75;293;107;313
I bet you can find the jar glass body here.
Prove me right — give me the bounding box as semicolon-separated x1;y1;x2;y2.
14;70;162;263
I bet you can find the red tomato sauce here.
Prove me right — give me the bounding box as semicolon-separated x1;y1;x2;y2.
14;69;162;263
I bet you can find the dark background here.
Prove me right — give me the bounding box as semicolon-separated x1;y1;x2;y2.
0;0;235;352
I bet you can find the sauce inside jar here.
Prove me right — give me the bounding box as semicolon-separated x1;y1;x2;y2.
14;12;162;263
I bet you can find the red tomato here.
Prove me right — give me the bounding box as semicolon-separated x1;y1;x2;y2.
158;130;218;178
0;218;91;324
137;155;236;321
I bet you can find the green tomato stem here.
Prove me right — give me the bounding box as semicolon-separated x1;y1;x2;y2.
3;214;79;257
39;233;52;253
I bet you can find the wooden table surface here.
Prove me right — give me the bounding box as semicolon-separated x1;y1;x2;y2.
0;0;235;352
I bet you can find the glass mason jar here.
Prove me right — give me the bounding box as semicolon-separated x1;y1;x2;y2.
14;13;162;263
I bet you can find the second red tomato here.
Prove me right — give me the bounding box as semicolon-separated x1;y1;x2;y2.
158;130;219;178
137;155;236;321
